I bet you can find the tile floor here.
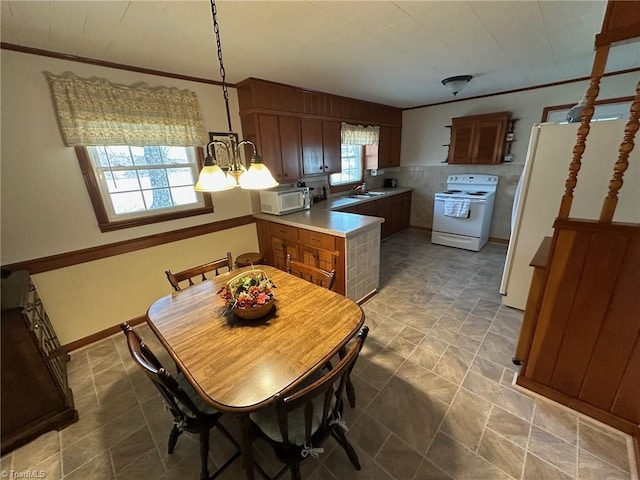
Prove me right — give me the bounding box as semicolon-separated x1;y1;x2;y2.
2;230;637;480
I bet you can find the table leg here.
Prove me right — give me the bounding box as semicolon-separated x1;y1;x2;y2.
239;414;255;480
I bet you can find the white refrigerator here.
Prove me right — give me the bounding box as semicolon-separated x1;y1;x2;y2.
500;120;640;310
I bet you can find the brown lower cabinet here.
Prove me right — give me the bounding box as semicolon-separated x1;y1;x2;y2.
256;220;346;295
338;191;412;239
1;271;77;455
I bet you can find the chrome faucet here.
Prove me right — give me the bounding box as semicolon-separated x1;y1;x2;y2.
350;183;367;195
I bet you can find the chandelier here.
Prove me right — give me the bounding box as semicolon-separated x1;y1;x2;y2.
195;0;278;192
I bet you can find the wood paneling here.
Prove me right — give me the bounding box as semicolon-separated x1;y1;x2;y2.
237;77;402;127
549;232;629;396
595;1;640;47
519;220;640;431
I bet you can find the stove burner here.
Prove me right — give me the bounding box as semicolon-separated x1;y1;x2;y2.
442;190;463;194
468;191;488;196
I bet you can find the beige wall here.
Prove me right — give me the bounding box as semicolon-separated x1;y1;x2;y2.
1;50;259;344
32;225;259;344
396;71;638;239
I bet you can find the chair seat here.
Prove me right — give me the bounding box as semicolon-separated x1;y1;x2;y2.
176;372;219;416
249;370;335;445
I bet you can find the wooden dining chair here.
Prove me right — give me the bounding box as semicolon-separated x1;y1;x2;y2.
285;254;335;291
120;323;240;480
285;254;358;408
249;326;369;480
165;252;233;291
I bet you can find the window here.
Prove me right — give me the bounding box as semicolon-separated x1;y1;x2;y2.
542;97;633;123
77;145;212;232
329;145;363;187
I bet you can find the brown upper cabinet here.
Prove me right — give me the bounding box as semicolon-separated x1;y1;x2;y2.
238;113;302;183
301;119;342;176
366;126;402;169
237;78;402;178
448;111;511;165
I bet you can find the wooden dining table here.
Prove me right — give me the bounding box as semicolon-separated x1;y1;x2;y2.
146;265;365;479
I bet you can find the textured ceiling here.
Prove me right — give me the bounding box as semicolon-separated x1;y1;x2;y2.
2;1;638;108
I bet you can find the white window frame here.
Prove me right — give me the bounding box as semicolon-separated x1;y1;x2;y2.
76;145;213;232
330;145;364;187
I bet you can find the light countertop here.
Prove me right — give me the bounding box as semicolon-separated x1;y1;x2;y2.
253;187;412;238
253;208;383;238
325;187;413;211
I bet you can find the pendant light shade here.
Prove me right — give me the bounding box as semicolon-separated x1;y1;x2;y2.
239;158;279;190
195;0;278;193
194;163;235;192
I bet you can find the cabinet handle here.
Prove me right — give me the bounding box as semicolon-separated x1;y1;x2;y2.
319;166;323;170
284;173;288;177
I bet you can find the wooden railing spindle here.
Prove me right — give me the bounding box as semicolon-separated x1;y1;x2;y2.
558;44;610;219
599;80;640;223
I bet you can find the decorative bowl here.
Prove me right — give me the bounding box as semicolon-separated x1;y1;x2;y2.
233;299;275;320
218;269;276;320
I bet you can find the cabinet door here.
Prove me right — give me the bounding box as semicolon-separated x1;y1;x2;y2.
377;126;392;168
360;201;377;216
278;116;302;181
388;127;402;167
322;120;342;174
375;196;393;238
400;191;412;229
473;118;507;164
389;194;402;234
301;118;324;176
448;121;475;164
271;237;300;271
448;112;510;164
257;115;284;180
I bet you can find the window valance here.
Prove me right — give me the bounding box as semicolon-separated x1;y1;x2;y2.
46;73;207;147
341;122;380;145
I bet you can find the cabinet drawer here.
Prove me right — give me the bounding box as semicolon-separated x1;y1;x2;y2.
298;229;335;251
269;223;298;242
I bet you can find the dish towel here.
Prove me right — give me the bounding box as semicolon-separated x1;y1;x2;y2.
444;198;471;218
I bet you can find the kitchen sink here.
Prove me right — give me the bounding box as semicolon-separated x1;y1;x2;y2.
348;191;387;199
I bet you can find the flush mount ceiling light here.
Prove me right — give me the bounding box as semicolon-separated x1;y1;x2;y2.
195;0;278;192
441;75;473;96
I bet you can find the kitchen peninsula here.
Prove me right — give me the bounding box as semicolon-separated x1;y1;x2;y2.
254;187;412;303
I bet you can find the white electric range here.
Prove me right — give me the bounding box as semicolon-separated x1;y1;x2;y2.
431;174;499;251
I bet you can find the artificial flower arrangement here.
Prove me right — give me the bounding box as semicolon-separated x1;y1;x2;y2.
218;269;276;319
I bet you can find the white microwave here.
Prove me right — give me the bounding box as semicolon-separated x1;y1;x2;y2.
260;187;311;215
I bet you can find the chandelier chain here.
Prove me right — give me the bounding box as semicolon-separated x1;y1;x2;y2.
210;0;233;135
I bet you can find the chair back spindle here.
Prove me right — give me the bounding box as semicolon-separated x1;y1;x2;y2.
165;251;233;291
285;254;336;291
